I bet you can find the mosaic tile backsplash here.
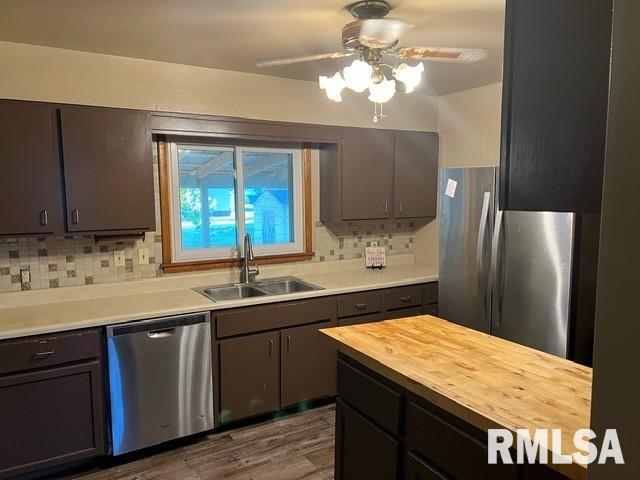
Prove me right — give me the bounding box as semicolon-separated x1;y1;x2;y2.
0;145;418;293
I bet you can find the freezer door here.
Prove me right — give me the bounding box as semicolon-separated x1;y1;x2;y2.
439;167;496;333
490;211;575;357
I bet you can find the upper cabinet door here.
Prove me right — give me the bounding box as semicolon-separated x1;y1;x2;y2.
393;131;438;218
341;128;394;220
500;0;613;212
0;101;64;235
60;106;155;233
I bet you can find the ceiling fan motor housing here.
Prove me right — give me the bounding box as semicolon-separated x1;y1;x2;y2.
348;1;392;20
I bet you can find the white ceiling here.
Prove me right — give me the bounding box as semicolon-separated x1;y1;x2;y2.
0;0;505;96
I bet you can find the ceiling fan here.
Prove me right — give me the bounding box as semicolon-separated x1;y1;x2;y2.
256;0;488;115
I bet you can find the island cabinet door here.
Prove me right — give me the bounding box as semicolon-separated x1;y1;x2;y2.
335;398;399;480
280;320;337;408
341;127;395;220
0;362;105;479
219;331;280;424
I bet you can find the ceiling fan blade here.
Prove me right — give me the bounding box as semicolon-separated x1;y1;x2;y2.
391;47;488;64
256;51;353;68
357;18;415;49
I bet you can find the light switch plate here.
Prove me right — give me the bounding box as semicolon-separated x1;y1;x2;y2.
138;247;149;265
114;250;126;267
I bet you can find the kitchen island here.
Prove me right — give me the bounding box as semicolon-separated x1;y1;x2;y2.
321;315;592;480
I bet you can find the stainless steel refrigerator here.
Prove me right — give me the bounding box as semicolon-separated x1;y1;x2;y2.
438;167;599;365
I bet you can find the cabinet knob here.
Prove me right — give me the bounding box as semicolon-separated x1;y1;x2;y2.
40;209;48;226
71;209;80;224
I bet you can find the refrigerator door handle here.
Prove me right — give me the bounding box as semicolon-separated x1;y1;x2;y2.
476;192;492;322
490;210;504;329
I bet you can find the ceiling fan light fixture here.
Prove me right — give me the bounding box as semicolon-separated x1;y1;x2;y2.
394;62;424;93
368;77;396;104
319;72;346;102
343;59;373;93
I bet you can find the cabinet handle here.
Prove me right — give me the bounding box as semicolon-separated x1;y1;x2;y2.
268;338;274;356
384;201;388;214
40;209;48;226
399;202;403;214
400;296;412;303
286;335;292;352
33;350;55;359
355;303;367;310
71;209;80;224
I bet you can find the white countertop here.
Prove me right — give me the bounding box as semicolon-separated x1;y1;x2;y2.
0;259;437;340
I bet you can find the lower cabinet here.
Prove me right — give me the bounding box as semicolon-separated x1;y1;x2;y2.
0;330;105;479
335;398;399;480
281;321;336;407
335;356;568;480
216;296;338;424
219;331;280;423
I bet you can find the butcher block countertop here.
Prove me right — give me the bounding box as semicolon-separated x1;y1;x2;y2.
321;315;593;480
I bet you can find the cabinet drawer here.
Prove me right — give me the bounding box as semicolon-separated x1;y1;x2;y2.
338;312;383;327
423;282;438;305
385;285;422;311
216;296;336;338
407;401;517;480
338;358;402;435
0;329;101;376
384;306;423;320
338;291;382;318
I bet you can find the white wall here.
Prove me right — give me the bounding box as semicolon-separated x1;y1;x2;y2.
0;41;438;131
414;82;503;267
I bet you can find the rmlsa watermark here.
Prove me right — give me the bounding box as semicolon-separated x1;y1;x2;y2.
488;429;624;465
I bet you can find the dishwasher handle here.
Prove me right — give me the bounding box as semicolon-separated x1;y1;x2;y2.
147;328;176;338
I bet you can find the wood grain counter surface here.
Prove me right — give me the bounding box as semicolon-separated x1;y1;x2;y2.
321;315;593;480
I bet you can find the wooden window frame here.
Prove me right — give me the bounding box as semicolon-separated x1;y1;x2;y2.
157;139;314;274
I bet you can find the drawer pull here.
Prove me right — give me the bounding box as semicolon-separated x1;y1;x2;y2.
400;296;413;303
33;350;55;359
355;303;367;310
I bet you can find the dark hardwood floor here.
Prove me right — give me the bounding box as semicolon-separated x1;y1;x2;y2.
68;405;335;480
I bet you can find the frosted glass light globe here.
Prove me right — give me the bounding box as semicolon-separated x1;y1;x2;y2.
394;62;424;93
343;59;373;93
368;78;396;103
319;72;346;102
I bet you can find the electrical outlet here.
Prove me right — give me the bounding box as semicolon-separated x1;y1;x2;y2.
114;250;126;267
20;268;30;284
138;248;149;265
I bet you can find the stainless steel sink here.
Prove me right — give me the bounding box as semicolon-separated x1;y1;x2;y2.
196;284;267;302
194;276;323;302
256;277;321;295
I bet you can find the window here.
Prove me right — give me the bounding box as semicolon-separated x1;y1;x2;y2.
166;142;306;265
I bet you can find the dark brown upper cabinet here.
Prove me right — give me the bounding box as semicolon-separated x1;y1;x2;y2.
60;106;155;233
321;127;438;224
341;127;395;220
0;100;64;236
393;131;438;218
499;0;613;213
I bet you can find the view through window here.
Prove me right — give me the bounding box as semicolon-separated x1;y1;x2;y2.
169;143;303;262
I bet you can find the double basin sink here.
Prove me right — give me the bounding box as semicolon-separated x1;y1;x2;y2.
194;276;323;302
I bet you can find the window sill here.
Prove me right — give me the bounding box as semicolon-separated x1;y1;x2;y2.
161;251;315;274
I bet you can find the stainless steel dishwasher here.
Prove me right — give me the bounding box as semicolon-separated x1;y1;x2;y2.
106;312;214;455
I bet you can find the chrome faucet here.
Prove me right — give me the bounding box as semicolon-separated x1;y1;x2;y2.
240;233;259;284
